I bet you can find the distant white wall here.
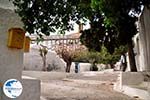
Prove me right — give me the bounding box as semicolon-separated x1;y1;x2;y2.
70;63;111;73
24;47;66;71
70;62;91;73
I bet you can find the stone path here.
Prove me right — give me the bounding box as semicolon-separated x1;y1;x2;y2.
41;80;138;100
23;71;142;100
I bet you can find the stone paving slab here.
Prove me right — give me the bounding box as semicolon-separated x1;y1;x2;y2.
23;71;142;100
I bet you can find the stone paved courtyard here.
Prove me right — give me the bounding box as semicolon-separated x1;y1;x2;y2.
23;71;142;100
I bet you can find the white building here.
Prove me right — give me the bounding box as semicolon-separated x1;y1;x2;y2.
134;6;150;71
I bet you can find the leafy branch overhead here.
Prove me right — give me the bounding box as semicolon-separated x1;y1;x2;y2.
87;0;150;71
10;0;150;72
10;0;81;36
80;0;150;53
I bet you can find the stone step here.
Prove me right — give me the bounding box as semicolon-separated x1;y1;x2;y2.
121;82;150;100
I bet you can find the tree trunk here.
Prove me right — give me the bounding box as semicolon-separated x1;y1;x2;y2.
42;56;47;71
66;62;72;73
127;40;137;72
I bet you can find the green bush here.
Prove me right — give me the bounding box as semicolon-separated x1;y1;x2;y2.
90;61;98;71
73;45;127;65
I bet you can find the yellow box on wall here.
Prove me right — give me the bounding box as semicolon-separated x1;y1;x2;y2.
7;28;25;49
23;36;30;52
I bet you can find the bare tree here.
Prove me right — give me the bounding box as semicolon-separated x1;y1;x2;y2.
55;44;86;73
39;45;48;71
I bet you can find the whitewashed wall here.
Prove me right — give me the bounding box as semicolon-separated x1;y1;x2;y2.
0;7;23;84
0;1;40;99
24;47;66;71
134;6;150;71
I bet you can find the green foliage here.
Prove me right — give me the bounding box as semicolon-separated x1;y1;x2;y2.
79;0;150;57
10;0;81;36
73;51;89;62
80;11;118;53
89;0;150;71
91;0;150;45
73;46;127;64
10;0;150;43
10;0;149;71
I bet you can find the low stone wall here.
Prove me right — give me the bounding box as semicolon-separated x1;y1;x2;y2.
23;71;68;80
70;62;91;73
19;77;41;100
121;72;144;85
114;72;144;91
114;72;150;100
70;63;111;73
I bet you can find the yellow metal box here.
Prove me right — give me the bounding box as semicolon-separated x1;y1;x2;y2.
7;28;25;49
23;36;30;52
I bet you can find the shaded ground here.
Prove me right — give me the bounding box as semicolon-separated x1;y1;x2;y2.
23;70;142;100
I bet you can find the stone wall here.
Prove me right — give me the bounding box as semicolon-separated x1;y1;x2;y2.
135;6;150;71
0;7;24;100
0;2;41;99
19;77;40;100
0;7;23;84
24;47;66;71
